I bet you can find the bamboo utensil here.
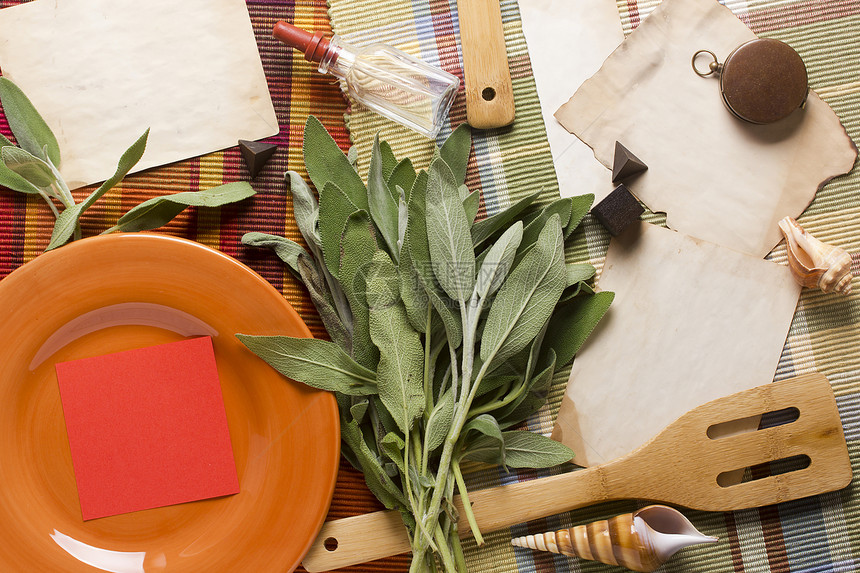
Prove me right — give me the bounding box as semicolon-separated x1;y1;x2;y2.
302;373;851;571
456;0;516;128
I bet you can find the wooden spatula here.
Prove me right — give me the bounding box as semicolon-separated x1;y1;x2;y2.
457;0;516;128
302;373;852;571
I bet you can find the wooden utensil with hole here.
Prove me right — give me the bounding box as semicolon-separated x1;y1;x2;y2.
302;373;852;571
456;0;516;128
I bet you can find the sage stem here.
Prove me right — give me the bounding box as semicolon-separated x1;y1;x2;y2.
452;457;483;545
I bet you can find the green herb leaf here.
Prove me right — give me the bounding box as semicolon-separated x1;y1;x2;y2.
566;263;596;287
495;431;574;468
424;388;455;453
380;432;407;475
106;180;254;234
566;194;594;239
303;115;368;210
0;77;60;165
438;123;471;186
426;157;475;303
241;232;308;275
286;171;321;252
543;290;614;367
480;214;566;368
387;158;416;199
367;252;425;434
379;140;398;180
297;255;352;353
236;334;377;395
319;181;360;279
474;221;522;301
471;190;541;248
403;167;462;346
342;419;408;510
0;145;56;187
368;135;401;259
81;128;149;210
0;140;42;195
338;210;379;369
463;188;480;226
519;198;573;255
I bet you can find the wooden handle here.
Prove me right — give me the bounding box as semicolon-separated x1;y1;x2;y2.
456;0;516;128
302;466;619;571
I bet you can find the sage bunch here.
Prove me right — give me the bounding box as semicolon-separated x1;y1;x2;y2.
238;116;613;572
0;77;255;249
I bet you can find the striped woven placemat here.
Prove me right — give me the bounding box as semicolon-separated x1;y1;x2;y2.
326;0;860;572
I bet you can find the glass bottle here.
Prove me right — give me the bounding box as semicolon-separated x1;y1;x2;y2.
274;21;459;138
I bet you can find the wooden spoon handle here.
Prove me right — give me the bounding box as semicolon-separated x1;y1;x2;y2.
302;467;611;571
457;0;516;128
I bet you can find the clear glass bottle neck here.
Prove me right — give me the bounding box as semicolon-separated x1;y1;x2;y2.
318;35;356;80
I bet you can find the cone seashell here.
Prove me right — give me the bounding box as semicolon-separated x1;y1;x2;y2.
779;216;853;296
511;505;717;572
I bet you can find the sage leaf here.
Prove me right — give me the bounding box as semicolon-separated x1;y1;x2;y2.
520;198;572;253
303;115;368;210
368;135;400;259
81;128;149;211
241;232;308;275
338;210;379;368
425;157;475;303
367;252;425;434
1;145;56;187
319;181;360;279
387;158;416;198
398;246;430;334
379;140;398;181
463;188;480;226
297;255;351;353
494;431;574;468
475;221;522;301
106;180;254;234
397;187;408;254
407;168;427;206
236;334;377;395
0;77;60;165
0;140;42;195
471;190;541;248
566;194;593;239
474;374;517;398
438;123;471;186
543;290;614;367
381;432;407;475
286;171;321;252
404;167;462;346
480;214;566;367
566;263;596;287
342;419;408;510
424;388;455;453
462;414;503;446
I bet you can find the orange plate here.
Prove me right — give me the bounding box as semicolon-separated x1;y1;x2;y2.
0;233;340;572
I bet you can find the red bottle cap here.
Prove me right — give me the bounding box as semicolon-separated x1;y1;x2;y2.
273;21;331;64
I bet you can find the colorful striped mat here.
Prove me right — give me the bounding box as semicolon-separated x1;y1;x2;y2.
0;0;858;572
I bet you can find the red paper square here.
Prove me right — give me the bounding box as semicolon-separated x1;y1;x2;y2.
55;336;240;520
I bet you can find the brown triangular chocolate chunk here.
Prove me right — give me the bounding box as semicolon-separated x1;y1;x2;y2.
239;139;277;178
611;141;648;183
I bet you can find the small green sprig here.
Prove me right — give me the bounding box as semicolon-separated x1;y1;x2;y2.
0;77;255;249
238;116;614;572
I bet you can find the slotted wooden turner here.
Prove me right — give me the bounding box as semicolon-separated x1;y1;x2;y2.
303;373;852;571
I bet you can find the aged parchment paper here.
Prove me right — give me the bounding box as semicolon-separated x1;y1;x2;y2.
0;0;279;189
519;0;624;202
554;0;857;257
551;222;801;467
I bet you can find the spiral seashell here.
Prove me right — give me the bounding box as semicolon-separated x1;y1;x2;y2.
511;505;717;572
779;216;853;296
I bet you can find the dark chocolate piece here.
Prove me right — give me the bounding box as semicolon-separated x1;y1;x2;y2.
239;139;277;178
611;142;648;183
592;184;644;236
